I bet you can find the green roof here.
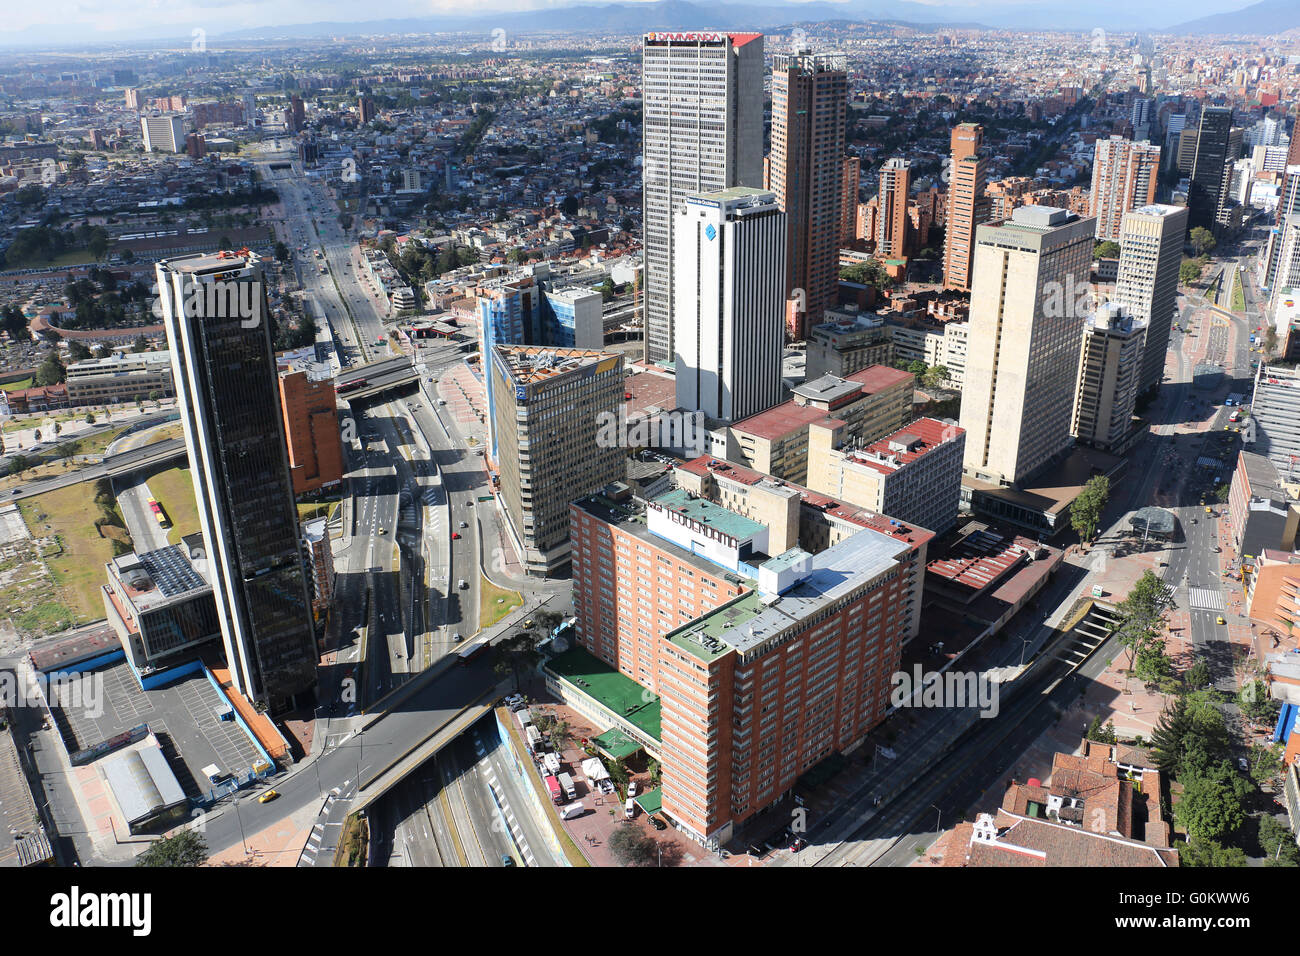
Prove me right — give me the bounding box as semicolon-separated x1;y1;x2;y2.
652;488;766;542
547;646;661;742
635;788;662;816
592;727;642;761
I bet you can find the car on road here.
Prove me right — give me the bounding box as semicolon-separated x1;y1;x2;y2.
459;520;468;528
378;527;388;535
1216;616;1226;625
258;789;280;804
501;854;515;867
451;532;461;540
457;578;468;590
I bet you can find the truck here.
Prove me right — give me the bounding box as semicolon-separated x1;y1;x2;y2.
525;724;543;754
545;775;562;804
542;752;562;777
560;802;586;821
557;771;577;802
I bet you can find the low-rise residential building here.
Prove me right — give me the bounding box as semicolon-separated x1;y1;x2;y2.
805;308;893;379
277;361;343;497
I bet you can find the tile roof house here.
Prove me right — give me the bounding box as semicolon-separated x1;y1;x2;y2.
942;739;1177;867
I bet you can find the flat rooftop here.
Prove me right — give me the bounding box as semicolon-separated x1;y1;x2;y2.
670;527;910;661
546;646;661;742
650;488;767;542
572;494;748;584
494;345;620;386
846;417;960;475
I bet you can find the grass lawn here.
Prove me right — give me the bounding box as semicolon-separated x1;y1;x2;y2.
146;465;201;545
479;575;522;631
0;377;32;393
1230;270;1246;313
15;480;119;625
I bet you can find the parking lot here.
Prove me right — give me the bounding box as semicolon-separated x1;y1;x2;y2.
46;661;267;798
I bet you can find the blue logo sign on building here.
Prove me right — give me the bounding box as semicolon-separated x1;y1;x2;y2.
704;224;717;241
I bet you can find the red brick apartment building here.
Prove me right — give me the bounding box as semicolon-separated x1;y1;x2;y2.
277;366;343;496
570;486;931;846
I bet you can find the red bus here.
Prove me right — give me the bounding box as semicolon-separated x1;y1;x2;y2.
335;379;367;394
456;640;489;666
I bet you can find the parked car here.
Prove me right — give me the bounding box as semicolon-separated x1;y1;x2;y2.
258;789;280;804
649;815;667;831
627;781;638;798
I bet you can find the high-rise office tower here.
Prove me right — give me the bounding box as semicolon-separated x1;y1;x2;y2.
673;188;786;422
140;112;184;153
289;94;305;133
243;91;257;128
1113;203;1188;397
769;50;848;340
157;252;317;711
1163;114;1186;168
358;96;377;125
1072;304;1145;452
1089;136;1161;241
1176;126;1200;175
960;206;1096;486
943;123;987;292
1262;166;1300;292
1130;98;1152;141
1188;107;1234;232
839;155;861;246
1276;139;1300;228
489;346;625;575
641;32;764;366
875;158;912;258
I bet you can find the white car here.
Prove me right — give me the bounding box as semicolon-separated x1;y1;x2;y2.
627;781;637;798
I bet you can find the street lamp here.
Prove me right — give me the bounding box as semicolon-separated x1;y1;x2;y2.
1020;635;1033;667
931;804;942;834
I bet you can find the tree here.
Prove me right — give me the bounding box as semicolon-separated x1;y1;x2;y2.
6;454;31;477
560;195;580;217
67;340;92;362
120;248;135;264
1179;259;1202;285
922;365;949;390
131;336;149;353
1;305;29;341
1239;679;1280;726
1246;742;1283;790
218;235;233;251
1085;715;1117;744
94;343;113;359
607;823;657;866
491;631;539;693
1134;635;1175;686
1112;570;1170;674
1259;815;1300;866
1093;240;1120;259
599;278;616;303
135;830;209;867
1070;474;1110;544
906;360;927;378
1189;226;1216;257
1183;658;1211;690
84;412;96;426
274;240;290;262
34;352;65;386
87;231;109;261
1174;763;1249;843
1178;835;1248;867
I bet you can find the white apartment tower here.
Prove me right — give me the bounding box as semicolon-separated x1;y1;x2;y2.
960;206;1096;486
141;112;185;153
673;188;786;422
1113;204;1189;397
641;31;764;366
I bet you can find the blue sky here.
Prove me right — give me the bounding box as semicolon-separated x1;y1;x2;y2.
5;0;1256;44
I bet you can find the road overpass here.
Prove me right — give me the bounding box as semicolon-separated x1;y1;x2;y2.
336;355;420;402
6;437;187;503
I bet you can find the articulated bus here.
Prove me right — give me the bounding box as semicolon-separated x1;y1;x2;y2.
147;497;169;528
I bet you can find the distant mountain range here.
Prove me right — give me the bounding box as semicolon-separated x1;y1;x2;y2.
211;0;1300;42
1170;0;1300;34
3;0;1294;50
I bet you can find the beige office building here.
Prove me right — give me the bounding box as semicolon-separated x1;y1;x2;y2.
960;206;1095;486
65;351;175;406
1113;203;1188;397
490;345;625;575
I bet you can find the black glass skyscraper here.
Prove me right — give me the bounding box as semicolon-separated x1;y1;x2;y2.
157;252;317;712
1187;107;1234;233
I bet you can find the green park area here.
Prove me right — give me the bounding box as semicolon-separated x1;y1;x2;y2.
148;465;201;545
479;575;522;631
